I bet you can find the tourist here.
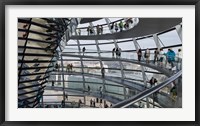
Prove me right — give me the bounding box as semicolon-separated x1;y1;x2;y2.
82;47;86;55
70;63;73;72
149;77;157;87
96;25;100;35
144;48;150;63
116;48;119;58
166;49;176;69
87;26;90;35
101;67;105;78
115;23;118;32
110;22;114;30
100;25;103;34
170;84;177;101
154;48;159;64
112;48;116;57
99;86;103;98
88;85;90;94
137;49;142;61
67;64;70;72
90;99;92;107
119;21;123;32
177;49;182;70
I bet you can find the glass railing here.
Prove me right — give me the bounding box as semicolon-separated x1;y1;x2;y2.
112;70;182;108
62;48;182;72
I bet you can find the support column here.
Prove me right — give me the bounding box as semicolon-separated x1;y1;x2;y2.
133;38;150;108
175;24;182;41
89;22;106;97
59;48;66;107
153;34;161;50
75;30;86;105
104;19;127;99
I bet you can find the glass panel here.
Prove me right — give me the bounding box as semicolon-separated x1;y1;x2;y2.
102;61;121;69
98;39;114;44
105;80;121;86
92;19;106;26
84;77;103;83
99;44;115;51
105;85;124;95
79;40;95;44
105;69;122;77
158;30;181;47
80;45;97;52
137;37;156;49
85;83;103;91
124;70;143;80
117;41;135;50
67;39;78;45
109;18;122;22
67;81;84;90
64;46;79;52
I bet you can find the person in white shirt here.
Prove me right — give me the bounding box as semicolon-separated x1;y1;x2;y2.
145;48;150;63
177;49;182;70
177;49;182;61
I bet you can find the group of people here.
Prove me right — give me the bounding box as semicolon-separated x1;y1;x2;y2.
90;98;111;108
110;18;133;32
66;63;73;72
87;25;103;35
137;48;182;70
112;47;122;58
148;76;178;102
80;18;134;36
137;48;151;63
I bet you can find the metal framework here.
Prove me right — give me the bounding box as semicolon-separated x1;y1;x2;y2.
18;18;182;108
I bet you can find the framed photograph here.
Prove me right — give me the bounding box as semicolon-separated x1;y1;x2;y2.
0;0;199;126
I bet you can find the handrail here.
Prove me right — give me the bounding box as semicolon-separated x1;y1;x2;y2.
112;70;182;108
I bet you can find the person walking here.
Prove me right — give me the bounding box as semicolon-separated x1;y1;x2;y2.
87;26;90;35
145;48;150;63
118;48;122;58
154;48;159;64
100;25;103;34
82;47;86;55
112;48;116;57
115;23;118;32
116;48;119;58
101;67;105;78
166;49;176;69
88;85;90;94
96;25;100;35
110;22;114;31
137;49;142;61
119;21;123;32
177;49;182;70
99;86;103;98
